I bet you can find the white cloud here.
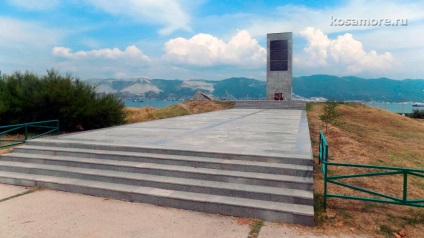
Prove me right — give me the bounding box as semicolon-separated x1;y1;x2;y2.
298;27;394;74
184;0;423;79
51;30;266;80
52;45;151;61
164;30;266;67
84;0;191;35
7;0;59;10
247;0;424;37
51;45;152;79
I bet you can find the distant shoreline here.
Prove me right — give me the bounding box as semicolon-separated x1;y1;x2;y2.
364;102;418;113
124;100;180;108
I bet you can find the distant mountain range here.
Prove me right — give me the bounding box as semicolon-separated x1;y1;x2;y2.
86;75;424;102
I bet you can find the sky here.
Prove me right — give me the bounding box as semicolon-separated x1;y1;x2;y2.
1;0;423;80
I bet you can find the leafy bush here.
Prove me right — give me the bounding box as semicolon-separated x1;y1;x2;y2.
0;70;125;131
410;109;424;119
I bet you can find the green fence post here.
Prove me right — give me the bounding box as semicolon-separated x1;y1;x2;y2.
323;144;328;211
56;120;60;135
403;170;408;204
323;163;328;211
24;125;28;141
316;131;424;209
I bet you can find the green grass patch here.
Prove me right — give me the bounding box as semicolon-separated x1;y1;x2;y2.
248;220;264;238
306;102;315;112
379;224;395;237
388;131;424;140
152;104;191;119
386;151;422;167
361;202;375;212
212;101;235;109
337;209;353;220
310;136;317;146
411;177;424;190
339;123;366;137
0;187;39;203
402;210;424;226
314;193;325;226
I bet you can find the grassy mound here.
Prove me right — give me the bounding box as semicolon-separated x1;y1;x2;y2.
124;101;234;124
308;103;424;237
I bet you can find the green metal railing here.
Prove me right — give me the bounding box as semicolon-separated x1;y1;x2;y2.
319;131;424;210
0;120;59;149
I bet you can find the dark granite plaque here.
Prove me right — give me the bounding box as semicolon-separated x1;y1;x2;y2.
270;61;288;71
270;40;288;51
270;40;288;71
270;50;288;61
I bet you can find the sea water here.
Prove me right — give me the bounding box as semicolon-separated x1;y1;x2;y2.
364;102;420;114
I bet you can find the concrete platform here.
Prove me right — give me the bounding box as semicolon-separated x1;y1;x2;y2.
54;109;312;159
234;100;306;110
0;108;314;225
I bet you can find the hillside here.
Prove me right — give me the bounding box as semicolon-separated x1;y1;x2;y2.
86;75;424;102
296;75;424;102
307;103;424;237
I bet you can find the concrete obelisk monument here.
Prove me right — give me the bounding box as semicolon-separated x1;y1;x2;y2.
266;32;293;100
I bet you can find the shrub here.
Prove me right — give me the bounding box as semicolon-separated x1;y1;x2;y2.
319;101;342;132
411;109;424;119
0;70;125;131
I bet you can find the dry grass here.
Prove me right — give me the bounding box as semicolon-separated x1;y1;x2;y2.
0;134;21;155
308;102;424;237
0;147;13;155
124;100;234;124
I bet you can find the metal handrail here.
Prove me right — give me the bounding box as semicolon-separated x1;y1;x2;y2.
318;131;424;210
0;120;59;149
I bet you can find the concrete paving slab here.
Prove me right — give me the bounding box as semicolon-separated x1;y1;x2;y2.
44;109;312;159
0;185;369;238
258;222;371;238
0;183;29;200
0;186;250;238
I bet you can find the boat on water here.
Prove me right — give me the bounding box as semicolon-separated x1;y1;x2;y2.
412;103;424;107
128;98;144;102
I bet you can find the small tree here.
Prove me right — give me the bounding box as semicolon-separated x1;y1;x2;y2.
319;101;342;132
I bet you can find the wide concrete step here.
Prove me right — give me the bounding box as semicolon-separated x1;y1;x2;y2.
0;154;313;190
14;145;312;177
0;161;313;205
26;139;313;166
0;171;314;226
234;101;306;109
